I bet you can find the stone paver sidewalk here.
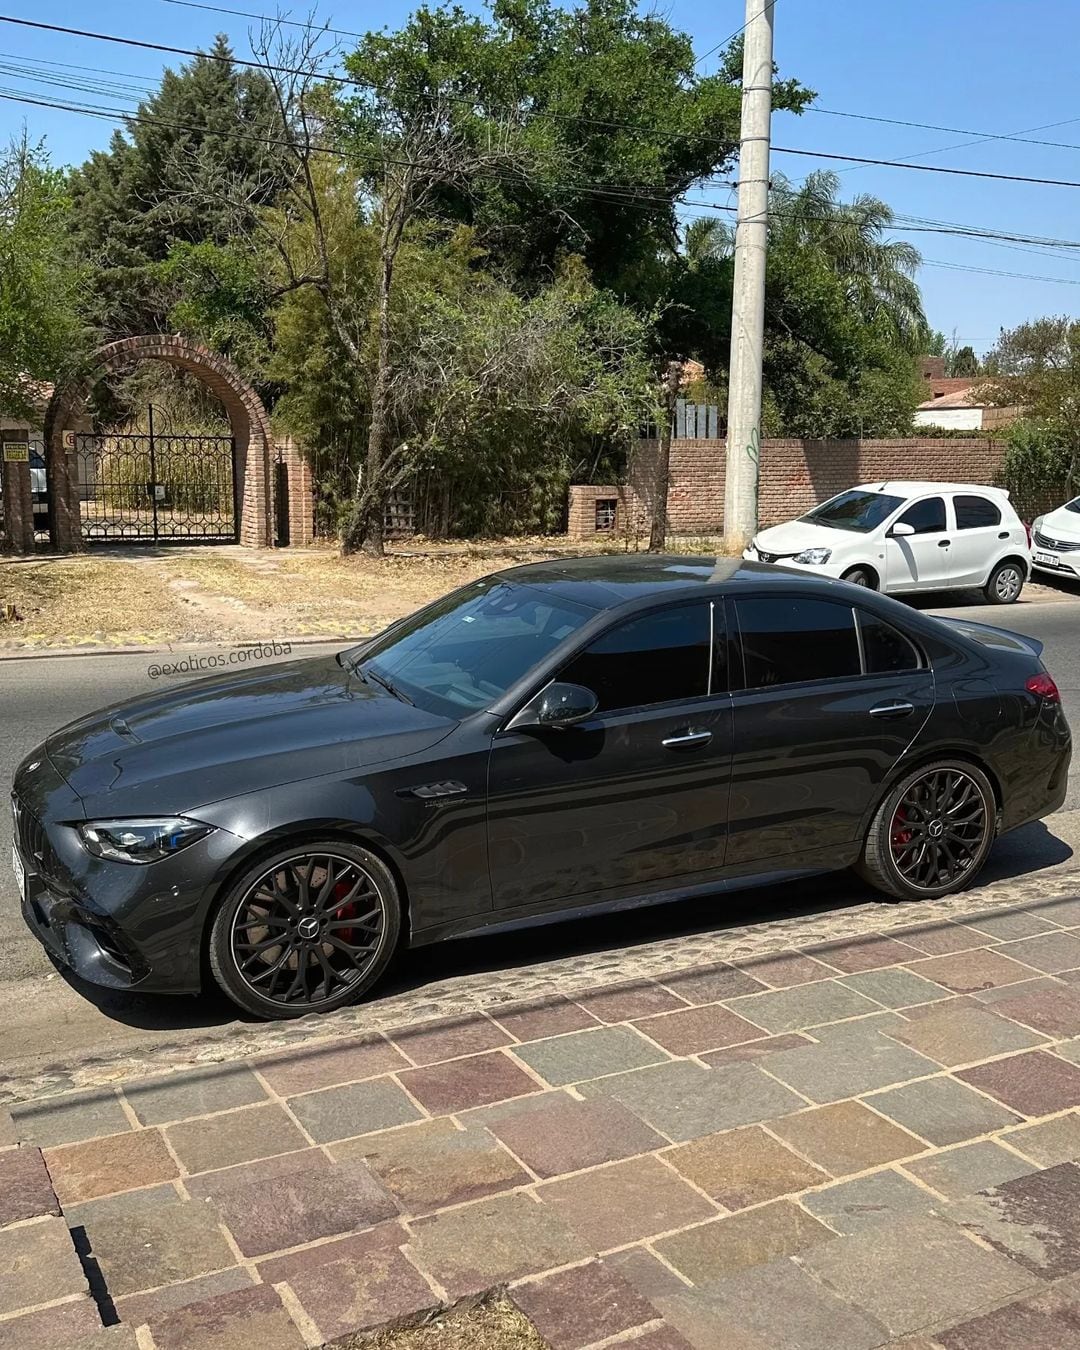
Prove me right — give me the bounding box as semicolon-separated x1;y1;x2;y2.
9;898;1080;1347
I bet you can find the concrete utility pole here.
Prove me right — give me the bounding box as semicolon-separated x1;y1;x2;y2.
723;0;775;552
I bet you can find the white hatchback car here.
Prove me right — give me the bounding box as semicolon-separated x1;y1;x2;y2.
744;481;1031;603
1032;499;1080;581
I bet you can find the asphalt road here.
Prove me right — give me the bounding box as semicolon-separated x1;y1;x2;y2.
2;590;1079;1078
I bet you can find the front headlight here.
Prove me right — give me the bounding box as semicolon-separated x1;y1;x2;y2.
1032;516;1044;533
793;548;832;565
79;817;214;864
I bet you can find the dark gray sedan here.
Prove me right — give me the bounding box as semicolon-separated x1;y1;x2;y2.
11;556;1070;1018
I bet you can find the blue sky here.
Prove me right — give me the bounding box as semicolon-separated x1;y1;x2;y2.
2;0;1079;355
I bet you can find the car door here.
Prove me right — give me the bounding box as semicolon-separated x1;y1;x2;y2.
884;495;952;591
486;598;734;914
725;594;934;872
948;493;1007;586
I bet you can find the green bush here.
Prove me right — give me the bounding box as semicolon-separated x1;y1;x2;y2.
996;421;1072;521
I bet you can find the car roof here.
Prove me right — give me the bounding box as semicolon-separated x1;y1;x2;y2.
855;481;1011;499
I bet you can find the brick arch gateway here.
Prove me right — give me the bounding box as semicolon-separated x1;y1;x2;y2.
44;336;276;550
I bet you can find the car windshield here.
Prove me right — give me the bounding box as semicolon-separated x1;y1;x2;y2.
1065;498;1080;516
343;578;593;718
801;490;905;533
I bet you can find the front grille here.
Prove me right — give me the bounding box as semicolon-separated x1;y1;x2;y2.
1034;529;1080;553
12;795;54;877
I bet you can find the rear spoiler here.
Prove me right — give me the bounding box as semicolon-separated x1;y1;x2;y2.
937;617;1043;659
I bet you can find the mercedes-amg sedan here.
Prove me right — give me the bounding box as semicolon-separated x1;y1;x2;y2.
11;556;1070;1019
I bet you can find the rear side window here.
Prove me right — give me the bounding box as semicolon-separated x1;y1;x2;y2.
954;495;1002;529
858;612;922;673
896;497;946;534
736;598;860;688
560;601;712;712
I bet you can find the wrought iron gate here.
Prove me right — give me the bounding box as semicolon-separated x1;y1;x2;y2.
76;407;238;543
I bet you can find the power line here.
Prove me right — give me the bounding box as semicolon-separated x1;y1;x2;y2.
160;0;365;40
694;2;774;68
922;258;1080;286
771;144;1080;191
810;106;1080;157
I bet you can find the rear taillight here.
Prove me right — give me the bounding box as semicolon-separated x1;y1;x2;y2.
1024;520;1033;548
1026;672;1060;702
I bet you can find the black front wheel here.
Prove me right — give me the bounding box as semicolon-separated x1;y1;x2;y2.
208;840;401;1018
842;566;877;590
858;761;996;901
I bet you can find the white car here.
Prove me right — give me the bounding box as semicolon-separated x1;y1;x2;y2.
744;481;1031;604
1031;499;1080;582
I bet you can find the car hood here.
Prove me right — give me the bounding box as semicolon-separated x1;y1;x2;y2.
1039;505;1080;542
46;654;455;816
753;520;859;554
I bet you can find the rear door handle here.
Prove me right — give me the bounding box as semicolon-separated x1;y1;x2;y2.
662;730;713;750
869;701;915;719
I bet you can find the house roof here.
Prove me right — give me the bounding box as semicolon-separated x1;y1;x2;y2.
916;387;986;410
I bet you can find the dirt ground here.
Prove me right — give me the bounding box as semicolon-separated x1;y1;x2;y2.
339;1297;544;1350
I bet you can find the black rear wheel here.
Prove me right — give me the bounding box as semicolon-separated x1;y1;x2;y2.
984;560;1025;605
208;840;400;1018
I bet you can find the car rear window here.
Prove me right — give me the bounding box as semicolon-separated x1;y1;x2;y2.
858;613;922;672
954;495;1002;529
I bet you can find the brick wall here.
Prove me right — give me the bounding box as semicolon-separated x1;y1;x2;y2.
568;437;1008;538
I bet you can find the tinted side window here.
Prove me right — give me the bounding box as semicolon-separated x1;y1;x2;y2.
897;497;946;534
954;495;1002;529
737;598;859;689
859;612;921;673
560;602;711;712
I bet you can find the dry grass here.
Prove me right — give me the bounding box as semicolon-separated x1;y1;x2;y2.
335;1297;545;1350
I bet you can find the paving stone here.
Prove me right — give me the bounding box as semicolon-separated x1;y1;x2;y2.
333;1116;528;1211
489;997;601;1042
650;1290;772;1350
191;1150;398;1257
146;1284;304;1350
512;1025;670;1085
166;1103;308;1173
285;1229;438;1341
991;986;1080;1037
286;1077;422;1143
115;1267;257;1325
665;1125;828;1208
580;1059;806;1142
0;1146;59;1224
890;920;993;955
768;1100;925;1175
999;932;1080;974
576;981;689;1022
0;1110;15;1146
85;1194;240;1296
122;1065;268;1126
938;1299;1080;1350
633;1004;767;1055
810;1011;908;1040
0;1216;88;1313
809;935;922;974
255;1035;410;1095
659;1258;888;1350
699;1033;815;1069
511;1260;659;1349
612;1326;695;1350
958;1050;1080;1116
953;1162;1080;1278
1054;1037;1080;1067
967;909;1061;941
802;1169;937;1234
604;1246;693;1302
886;1003;1045;1067
537;1155;718;1249
906;949;1039;994
741;951;839;986
660;964;768;1003
44;1127;178;1203
799;1214;1033;1337
11;1089;131;1148
388;1013;511;1065
1004;1112;1080;1166
974;976;1066;1006
399;1050;540;1113
255;1220;408;1284
867;1075;1021;1146
1037;897;1080;927
472;1090;665;1177
725;981;879;1034
64;1181;178;1231
903;1140;1037;1199
654;1201;833;1282
407;1191;591;1299
0;1299;106;1350
838;967;951;1009
756;1026;940;1103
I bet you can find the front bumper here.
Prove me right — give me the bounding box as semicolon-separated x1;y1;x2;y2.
1032;553;1080;581
742;547;850;580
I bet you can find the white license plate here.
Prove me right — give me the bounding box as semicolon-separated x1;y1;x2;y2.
11;843;25;898
1035;551;1060;567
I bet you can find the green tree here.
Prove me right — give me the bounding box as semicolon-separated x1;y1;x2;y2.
950;344;979;377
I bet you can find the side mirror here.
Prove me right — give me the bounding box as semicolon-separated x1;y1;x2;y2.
507;681;599;732
889;521;915;538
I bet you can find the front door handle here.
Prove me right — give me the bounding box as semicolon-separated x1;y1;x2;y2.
869;701;915;719
938;539;951;548
662;729;713;750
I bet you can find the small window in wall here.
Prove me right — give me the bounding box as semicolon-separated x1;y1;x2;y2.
595;498;617;532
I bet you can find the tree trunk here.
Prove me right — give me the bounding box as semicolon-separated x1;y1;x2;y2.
341;251;394;556
648;361;682;553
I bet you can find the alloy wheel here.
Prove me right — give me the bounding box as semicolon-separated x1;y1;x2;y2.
229;852;386;1007
889;769;988;893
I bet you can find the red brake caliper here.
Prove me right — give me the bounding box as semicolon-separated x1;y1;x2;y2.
331;880;356;943
891;806;912;853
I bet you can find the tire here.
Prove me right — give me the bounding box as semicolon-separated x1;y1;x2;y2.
842;566;877;590
857;760;996;901
984;559;1025;605
208;839;401;1019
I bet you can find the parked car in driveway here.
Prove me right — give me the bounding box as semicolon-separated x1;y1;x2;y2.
745;481;1031;603
11;556;1070;1019
1031;497;1080;581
